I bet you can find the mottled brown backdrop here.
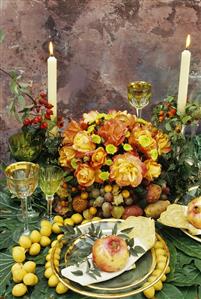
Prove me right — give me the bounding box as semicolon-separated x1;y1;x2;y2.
1;0;201;163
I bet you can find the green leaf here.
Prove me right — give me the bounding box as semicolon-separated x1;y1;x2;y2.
134;246;145;254
71;270;83;276
0;252;13;296
155;283;184;299
180;286;198;299
194;259;201;273
112;223;118;235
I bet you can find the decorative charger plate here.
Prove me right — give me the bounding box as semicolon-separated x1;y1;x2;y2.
51;219;170;298
181;229;201;243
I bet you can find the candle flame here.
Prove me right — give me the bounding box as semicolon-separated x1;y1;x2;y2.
186;34;191;49
49;41;54;56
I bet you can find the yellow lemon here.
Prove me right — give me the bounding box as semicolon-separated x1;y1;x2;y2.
45;261;51;269
104;185;112;193
151;269;162;277
19;236;32;249
29;243;41;256
81;219;90;224
71;213;83;224
156;255;167;263
11;263;23;274
80;191;88;200
64;218;74;226
122;189;130;198
82;209;92;220
55;247;61;255
23;273;38;286
30;230;41;243
53;215;64;224
157;262;166;271
161;274;167;282
89;207;97;216
12;268;27;283
154;241;164;249
57;234;64;241
153;280;163;291
54;259;59;267
44;267;54;278
40;219;52;228
48;274;59;287
165;266;171;274
52;222;63;234
12;283;27;297
92;217;101;221
40;225;52;237
12;247;26;263
147;276;157;283
143;286;155;299
40;236;51;247
56;282;69;294
155;248;167;257
51;240;58;248
23;261;36;273
46;254;51;261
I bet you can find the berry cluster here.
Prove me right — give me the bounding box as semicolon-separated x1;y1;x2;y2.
23;91;54;130
158;102;177;122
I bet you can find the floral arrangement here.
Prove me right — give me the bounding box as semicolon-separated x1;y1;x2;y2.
58;110;172;219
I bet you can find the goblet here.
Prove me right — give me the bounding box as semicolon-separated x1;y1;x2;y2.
39;165;64;222
5;162;39;235
128;81;152;118
8;131;42;219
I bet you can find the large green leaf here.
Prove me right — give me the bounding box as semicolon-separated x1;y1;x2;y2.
165;239;177;282
156;284;184;299
0;252;14;296
179;286;198;299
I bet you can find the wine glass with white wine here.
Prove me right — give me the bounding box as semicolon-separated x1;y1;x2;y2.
128;81;152;118
39;165;64;222
5;162;39;235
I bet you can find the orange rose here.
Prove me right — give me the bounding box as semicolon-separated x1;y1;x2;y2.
63;120;82;145
112;111;136;129
144;159;161;181
75;164;95;187
155;131;171;155
110;153;146;187
73;131;96;153
91;147;107;168
59;146;76;168
98;119;127;146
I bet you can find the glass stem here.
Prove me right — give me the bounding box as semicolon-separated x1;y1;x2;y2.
136;108;142;118
46;195;54;222
21;197;29;235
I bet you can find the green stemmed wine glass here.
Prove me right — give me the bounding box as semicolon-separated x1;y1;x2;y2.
5;162;39;235
39;165;64;221
128;81;152;118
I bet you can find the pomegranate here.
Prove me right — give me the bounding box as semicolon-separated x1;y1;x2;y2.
92;235;129;272
187;197;201;229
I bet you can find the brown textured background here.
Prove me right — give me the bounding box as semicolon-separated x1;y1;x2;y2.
1;0;201;163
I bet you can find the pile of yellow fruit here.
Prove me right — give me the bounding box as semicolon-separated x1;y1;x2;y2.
11;217;69;297
143;238;170;299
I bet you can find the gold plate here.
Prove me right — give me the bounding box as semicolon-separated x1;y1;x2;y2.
181;229;201;243
51;219;170;298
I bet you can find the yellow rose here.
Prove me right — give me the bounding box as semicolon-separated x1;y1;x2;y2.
91;147;107;168
83;111;99;124
73;131;96;152
110;153;145;187
75;164;95;187
144;159;161;181
59;146;76;167
155;131;171;155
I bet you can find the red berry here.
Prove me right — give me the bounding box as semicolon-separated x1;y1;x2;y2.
23;118;31;126
39;98;48;106
45;113;51;120
40;91;47;98
40;122;48;129
46;103;54;109
46;109;53;115
33;116;42;124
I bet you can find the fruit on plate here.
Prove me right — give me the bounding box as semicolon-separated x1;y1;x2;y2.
187;197;201;229
92;235;129;272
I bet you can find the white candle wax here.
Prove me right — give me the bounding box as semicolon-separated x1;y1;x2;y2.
177;35;191;114
48;42;57;117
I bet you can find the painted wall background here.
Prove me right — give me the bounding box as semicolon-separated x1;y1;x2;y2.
1;0;201;162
